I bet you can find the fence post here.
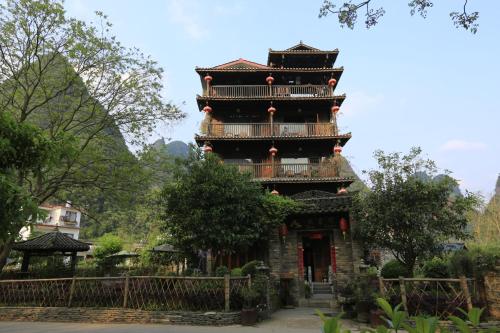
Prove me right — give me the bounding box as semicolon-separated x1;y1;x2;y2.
224;274;230;312
123;275;130;308
399;276;408;313
266;277;271;312
67;277;76;307
378;277;386;299
459;275;473;311
247;274;252;288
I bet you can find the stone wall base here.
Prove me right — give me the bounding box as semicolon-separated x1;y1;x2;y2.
485;270;500;320
0;307;241;326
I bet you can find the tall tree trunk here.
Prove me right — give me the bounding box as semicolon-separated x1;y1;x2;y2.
0;237;14;272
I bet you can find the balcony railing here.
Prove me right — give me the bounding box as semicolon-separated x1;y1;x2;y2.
60;216;77;224
208;85;332;98
202;123;338;138
230;162;340;179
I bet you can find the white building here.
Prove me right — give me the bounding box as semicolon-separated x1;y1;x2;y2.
20;202;82;240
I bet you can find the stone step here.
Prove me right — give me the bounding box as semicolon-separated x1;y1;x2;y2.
298;297;337;309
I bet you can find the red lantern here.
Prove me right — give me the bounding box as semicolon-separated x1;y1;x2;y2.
266;75;274;85
271;189;279;195
339;217;349;238
333;145;342;154
203;145;213;153
328;78;337;87
337;187;348;195
269;146;278;156
203;105;212;113
204;75;213;83
279;224;288;238
267;106;276;114
331;105;340;114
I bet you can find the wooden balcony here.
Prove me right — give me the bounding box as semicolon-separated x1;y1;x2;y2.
208;85;332;98
201;123;339;138
230;162;341;180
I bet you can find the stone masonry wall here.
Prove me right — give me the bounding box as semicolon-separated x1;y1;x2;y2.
485;269;500;320
0;307;241;325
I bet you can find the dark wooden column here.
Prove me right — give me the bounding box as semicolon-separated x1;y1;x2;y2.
70;252;77;274
20;252;31;272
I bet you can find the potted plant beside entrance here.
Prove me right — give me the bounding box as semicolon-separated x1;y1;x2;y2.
240;286;259;325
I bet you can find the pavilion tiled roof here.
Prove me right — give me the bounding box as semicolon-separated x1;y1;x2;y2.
291;190;352;214
12;232;90;252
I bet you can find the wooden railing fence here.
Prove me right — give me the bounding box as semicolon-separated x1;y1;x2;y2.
379;276;477;319
209;85;332;98
203;123;338;138
0;275;250;311
232;161;341;179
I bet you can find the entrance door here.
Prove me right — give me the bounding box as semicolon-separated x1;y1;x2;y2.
302;233;331;282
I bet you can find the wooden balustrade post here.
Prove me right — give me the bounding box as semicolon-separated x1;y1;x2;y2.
67;277;76;307
123;275;130;308
399;277;408;313
459;275;473;311
224;274;230;312
378;277;386;299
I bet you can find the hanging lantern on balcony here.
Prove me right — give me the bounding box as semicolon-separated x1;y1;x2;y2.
337;187;348;195
204;74;213;83
333;144;342;155
331;105;340;114
203;105;212;113
271;189;279;195
266;75;274;85
203;145;213;153
269;146;278;156
328;78;337;87
268;106;276;114
339;217;349;239
279;223;288;243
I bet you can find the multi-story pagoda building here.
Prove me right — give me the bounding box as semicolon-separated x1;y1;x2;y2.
195;42;361;306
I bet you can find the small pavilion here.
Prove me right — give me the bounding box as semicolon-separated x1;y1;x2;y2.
12;232;90;273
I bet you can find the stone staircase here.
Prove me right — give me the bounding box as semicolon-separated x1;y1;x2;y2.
299;282;337;308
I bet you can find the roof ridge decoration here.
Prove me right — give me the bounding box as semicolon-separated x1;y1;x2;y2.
212;58;270;70
285;41;320;51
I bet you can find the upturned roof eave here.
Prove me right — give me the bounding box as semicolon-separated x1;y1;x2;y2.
195;67;344;73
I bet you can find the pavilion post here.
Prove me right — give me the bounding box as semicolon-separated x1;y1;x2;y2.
70;252;77;274
20;252;30;272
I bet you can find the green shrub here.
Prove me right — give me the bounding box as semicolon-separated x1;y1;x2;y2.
241;260;260;277
381;260;409;278
215;265;229;277
93;233;124;263
422;257;450;278
448;250;474;277
230;267;243;277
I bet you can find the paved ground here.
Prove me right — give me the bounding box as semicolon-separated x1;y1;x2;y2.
0;308;370;333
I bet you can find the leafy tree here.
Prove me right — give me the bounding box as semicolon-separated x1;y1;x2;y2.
0;111;57;267
352;147;480;275
319;0;480;34
93;233;123;262
160;150;299;263
0;0;182;269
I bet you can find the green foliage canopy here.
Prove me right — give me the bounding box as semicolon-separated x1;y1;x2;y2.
93;233;124;262
353;147;480;274
160;151;299;256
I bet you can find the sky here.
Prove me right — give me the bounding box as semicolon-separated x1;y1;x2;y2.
64;0;500;199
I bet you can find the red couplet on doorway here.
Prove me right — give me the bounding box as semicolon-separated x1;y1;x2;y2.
297;244;304;279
